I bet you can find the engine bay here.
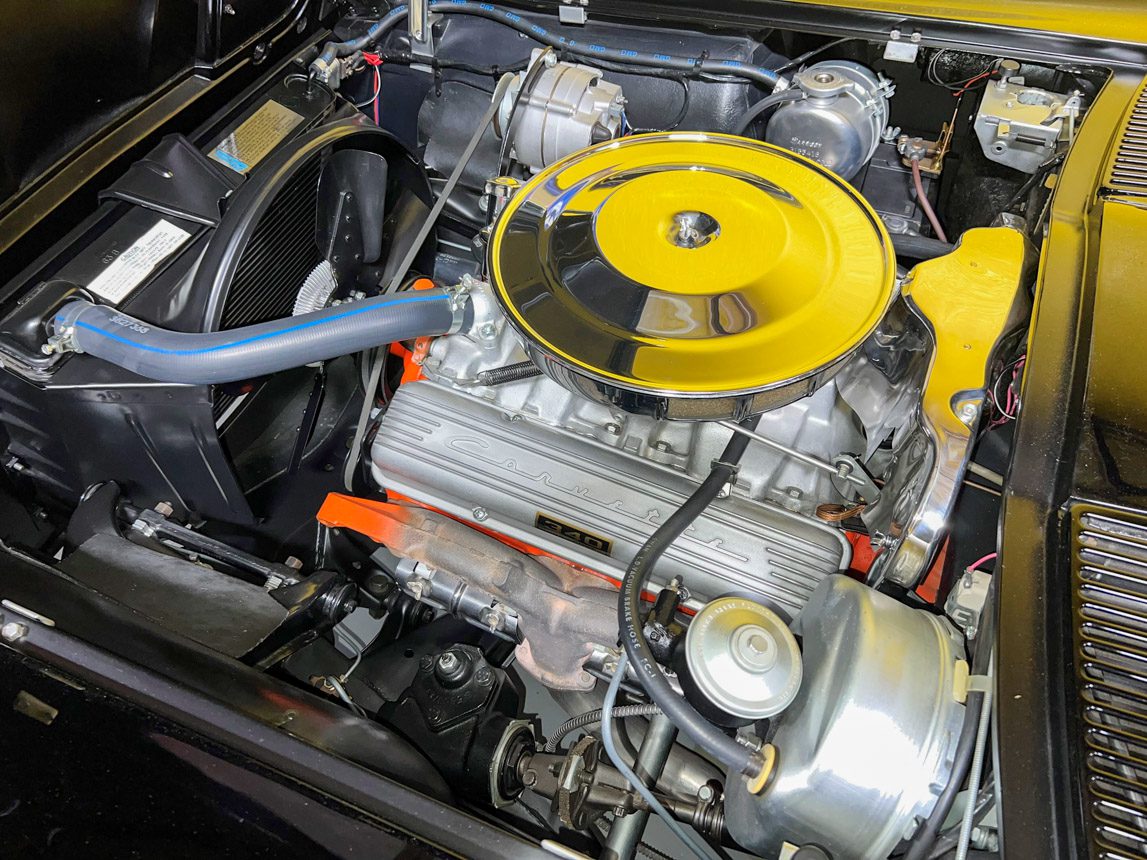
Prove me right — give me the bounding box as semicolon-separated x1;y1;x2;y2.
0;3;1109;858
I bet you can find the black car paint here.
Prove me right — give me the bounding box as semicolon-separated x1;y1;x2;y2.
0;1;1144;857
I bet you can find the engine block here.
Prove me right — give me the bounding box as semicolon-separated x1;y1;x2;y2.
371;380;851;619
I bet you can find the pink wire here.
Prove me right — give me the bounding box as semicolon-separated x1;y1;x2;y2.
967;552;997;573
912;159;949;243
373;66;381;126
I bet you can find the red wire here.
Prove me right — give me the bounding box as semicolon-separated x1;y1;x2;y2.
952;70;993;96
363;53;383;127
373;66;381;126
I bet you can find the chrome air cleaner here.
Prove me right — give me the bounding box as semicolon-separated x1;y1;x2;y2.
487;132;896;419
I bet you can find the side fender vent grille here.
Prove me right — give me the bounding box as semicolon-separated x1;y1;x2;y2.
1103;77;1147;197
1073;505;1147;857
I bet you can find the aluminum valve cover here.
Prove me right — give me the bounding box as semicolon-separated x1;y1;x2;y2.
371;381;851;619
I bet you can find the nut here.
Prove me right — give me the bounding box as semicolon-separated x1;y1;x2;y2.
436;651;461;674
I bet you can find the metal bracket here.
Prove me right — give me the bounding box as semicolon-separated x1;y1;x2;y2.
409;0;435;60
883;28;921;63
559;0;589;25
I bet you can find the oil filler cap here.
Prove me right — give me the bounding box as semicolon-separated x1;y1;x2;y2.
685;597;802;720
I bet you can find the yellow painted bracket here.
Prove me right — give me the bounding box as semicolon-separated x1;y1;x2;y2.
878;227;1030;587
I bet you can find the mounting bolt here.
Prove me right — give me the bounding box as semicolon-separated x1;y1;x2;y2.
284;556;304;570
653;440;671;453
436;651;461;674
472;506;489;522
478;322;498;340
605;422;621;436
1;621;28;643
522;769;537;787
479;605;505;631
153;501;174;518
697;784;716;804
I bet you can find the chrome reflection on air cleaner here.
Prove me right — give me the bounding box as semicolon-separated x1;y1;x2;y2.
486;132;896;420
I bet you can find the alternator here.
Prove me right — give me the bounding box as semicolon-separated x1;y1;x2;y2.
495;49;625;171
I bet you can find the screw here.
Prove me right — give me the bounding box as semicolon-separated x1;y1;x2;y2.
479;606;503;631
1;622;28;643
473;507;489;522
153;501;174;517
478;322;497;339
605;422;621;435
408;578;428;600
476;667;493;686
697;784;716;804
654;441;671;453
522;769;537;787
437;651;461;674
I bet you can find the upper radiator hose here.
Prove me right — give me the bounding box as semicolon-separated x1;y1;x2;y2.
311;2;787;91
47;289;467;385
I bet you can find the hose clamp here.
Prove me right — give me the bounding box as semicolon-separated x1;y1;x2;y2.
445;280;476;335
41;327;79;356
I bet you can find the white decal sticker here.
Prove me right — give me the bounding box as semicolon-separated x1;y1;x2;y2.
86;219;192;305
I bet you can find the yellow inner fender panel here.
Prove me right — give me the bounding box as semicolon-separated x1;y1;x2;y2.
488;133;896;396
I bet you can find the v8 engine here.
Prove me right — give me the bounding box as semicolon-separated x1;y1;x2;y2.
0;3;1087;858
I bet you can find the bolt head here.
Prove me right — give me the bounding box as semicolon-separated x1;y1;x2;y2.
697;784;716;803
153;501;174;518
1;621;28;643
437;651;461;674
472;507;489;522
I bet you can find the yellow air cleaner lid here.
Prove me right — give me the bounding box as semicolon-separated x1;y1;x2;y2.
488;132;895;414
